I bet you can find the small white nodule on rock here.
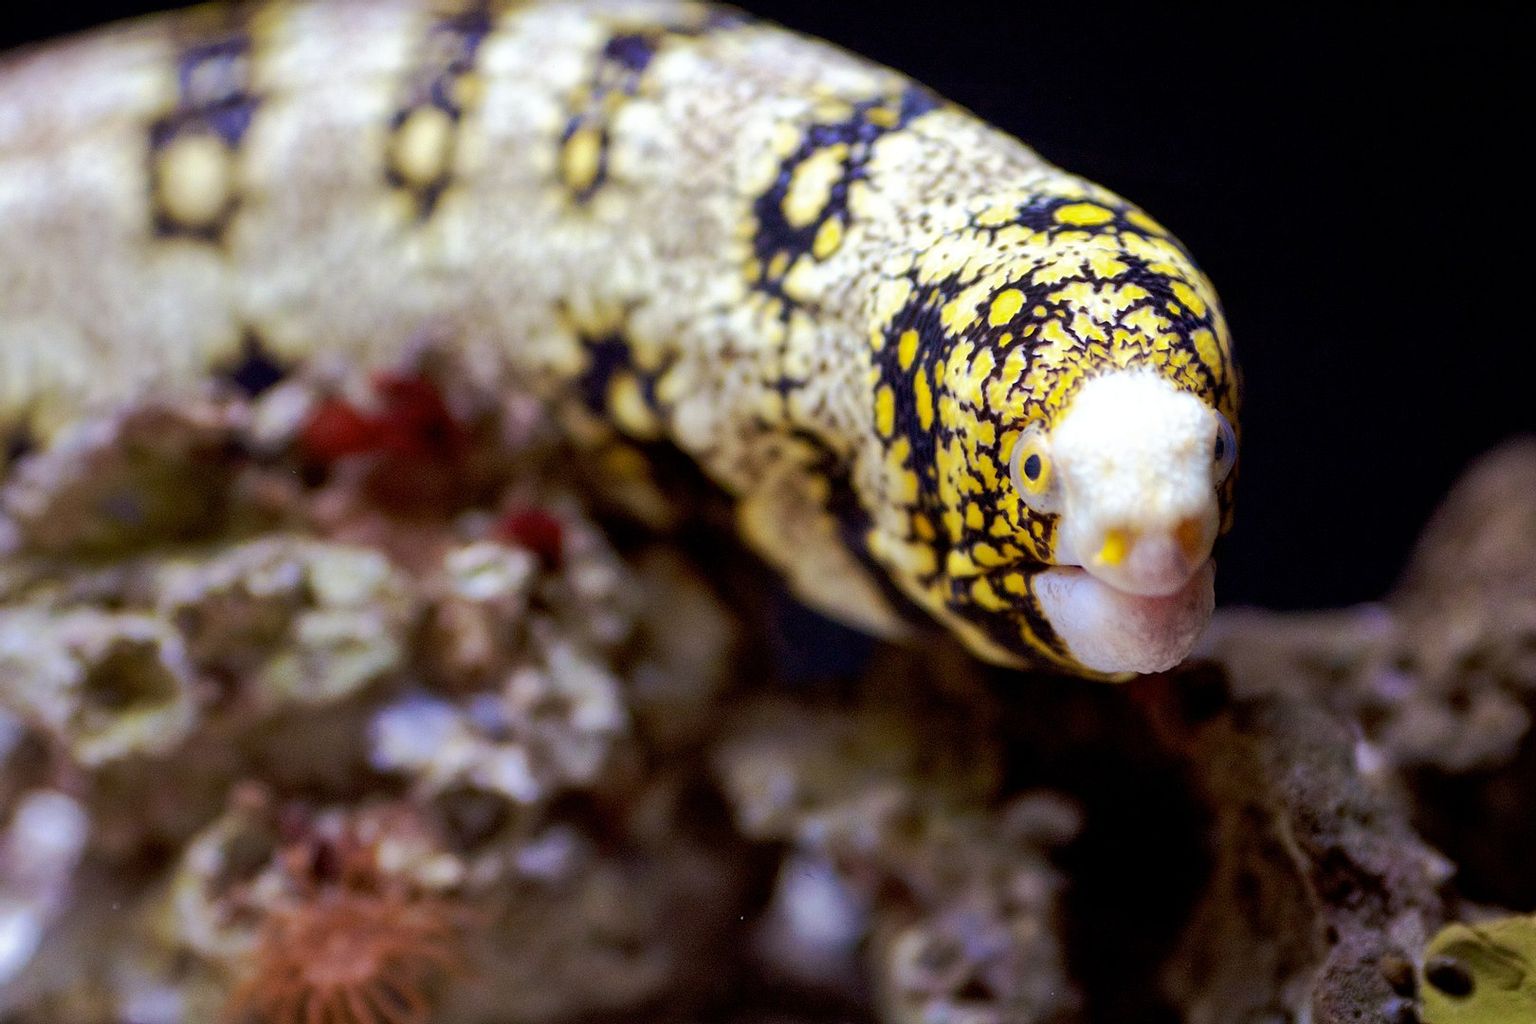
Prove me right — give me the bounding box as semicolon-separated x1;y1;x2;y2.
0;790;90;987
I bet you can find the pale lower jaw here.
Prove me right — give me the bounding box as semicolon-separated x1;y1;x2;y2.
1034;559;1216;676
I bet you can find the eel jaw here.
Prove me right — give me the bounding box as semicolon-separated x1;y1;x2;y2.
1034;558;1215;675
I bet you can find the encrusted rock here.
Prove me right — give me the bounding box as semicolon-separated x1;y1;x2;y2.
1203;438;1536;774
0;403;240;557
1161;678;1451;1024
0;607;198;766
0;791;90;989
5;351;1531;1024
371;637;629;806
873;794;1083;1024
717;698;1081;1024
154;535;413;709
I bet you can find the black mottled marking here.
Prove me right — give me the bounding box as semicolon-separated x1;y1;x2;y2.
741;88;941;405
1001;194;1160;240
879;282;958;503
968;195;1230;403
559;31;661;205
796;424;1068;665
602;30;661;74
859;187;1238;666
872;278;1076;662
880;271;1073;440
575;332;633;415
572;327;672;433
786;429;932;630
767;373;805;399
831;484;936;633
873;270;1058;570
559;14;754;205
1114;248;1233;402
148;28;260;242
219;330;288;397
385;5;497;219
750;86;941;307
872;195;1232;546
160;36;259;149
958;571;1071;665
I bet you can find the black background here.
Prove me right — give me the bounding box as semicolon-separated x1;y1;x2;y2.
4;2;1532;611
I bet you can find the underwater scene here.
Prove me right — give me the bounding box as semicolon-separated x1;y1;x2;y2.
1;3;1531;1023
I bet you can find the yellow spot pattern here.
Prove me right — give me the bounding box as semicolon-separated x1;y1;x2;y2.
560;126;604;196
858;182;1236;671
0;2;1237;679
155;134;233;231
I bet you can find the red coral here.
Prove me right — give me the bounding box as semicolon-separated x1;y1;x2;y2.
493;506;565;569
298;397;383;463
368;374;466;461
297;372;474;514
299;373;467;466
225;837;466;1024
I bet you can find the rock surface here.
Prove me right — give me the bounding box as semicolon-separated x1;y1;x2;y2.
2;352;1532;1023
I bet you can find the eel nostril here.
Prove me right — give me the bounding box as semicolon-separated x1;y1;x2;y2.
1175;516;1208;562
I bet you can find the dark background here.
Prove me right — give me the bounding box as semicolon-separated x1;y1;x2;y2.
4;2;1532;611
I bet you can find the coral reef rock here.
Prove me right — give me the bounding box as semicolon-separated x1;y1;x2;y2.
2;352;1534;1024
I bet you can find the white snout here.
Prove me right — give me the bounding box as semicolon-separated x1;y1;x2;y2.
1077;504;1219;598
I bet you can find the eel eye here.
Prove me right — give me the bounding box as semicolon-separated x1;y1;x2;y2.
1010;426;1061;514
1213;413;1238;484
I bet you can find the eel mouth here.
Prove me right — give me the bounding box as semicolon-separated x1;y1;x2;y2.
1033;558;1216;676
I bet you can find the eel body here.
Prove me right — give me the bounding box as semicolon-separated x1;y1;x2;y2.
0;0;1239;677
